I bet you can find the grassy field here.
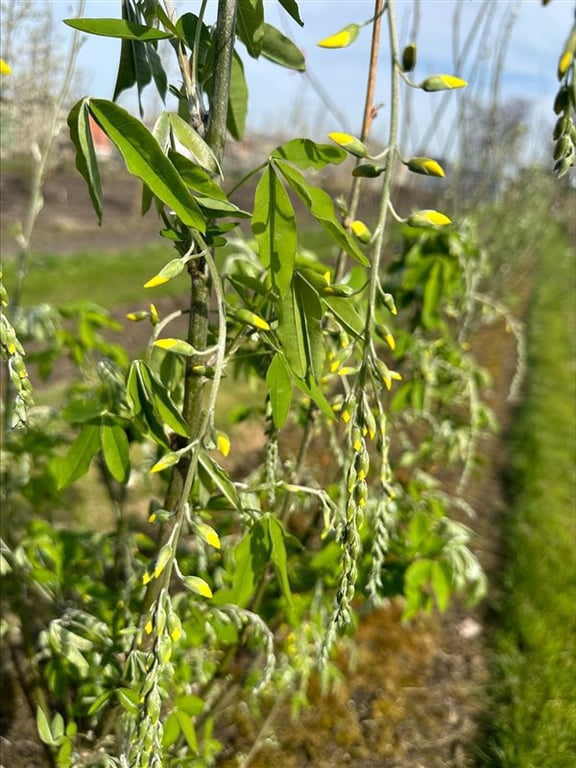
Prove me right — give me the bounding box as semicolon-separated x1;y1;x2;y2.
2;244;184;308
481;225;576;767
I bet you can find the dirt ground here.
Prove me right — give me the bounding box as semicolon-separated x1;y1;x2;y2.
1;166;519;768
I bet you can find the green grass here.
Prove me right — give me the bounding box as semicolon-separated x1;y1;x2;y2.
2;244;185;308
482;226;576;767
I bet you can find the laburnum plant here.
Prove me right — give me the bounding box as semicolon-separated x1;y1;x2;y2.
0;2;505;766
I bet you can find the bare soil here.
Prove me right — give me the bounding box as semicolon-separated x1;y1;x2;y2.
1;167;519;768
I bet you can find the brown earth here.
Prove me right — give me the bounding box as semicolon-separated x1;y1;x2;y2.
1;166;519;768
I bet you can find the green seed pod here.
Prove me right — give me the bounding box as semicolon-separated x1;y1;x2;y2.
351;425;363;453
554;86;570;115
402;42;417;73
355;480;368;507
347;464;358;493
352;163;385;178
554;135;571;160
553;114;569;141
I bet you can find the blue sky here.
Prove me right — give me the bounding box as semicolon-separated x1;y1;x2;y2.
60;0;571;158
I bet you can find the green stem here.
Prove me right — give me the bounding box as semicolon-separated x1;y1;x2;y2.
141;0;238;617
334;0;385;283
206;0;238;162
361;0;400;372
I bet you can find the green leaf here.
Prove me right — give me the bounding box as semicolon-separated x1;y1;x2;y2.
277;282;307;379
277;0;304;26
168;150;249;217
261;23;305;71
198;451;241;509
252;165;297;297
232;521;270;607
116;687;139;716
131;360;188;437
431;560;451;612
166;150;231;201
37;708;56;746
147;43;168;102
87;691;113;716
275;160;369;266
294;272;324;382
67;99;103;224
228;52;248;140
422;258;444;329
266;353;293;429
293;373;335;421
63;18;173;40
163;712;181;749
267;516;294;608
176;694;205;717
61;399;104;423
100;422;130;484
168;113;221;176
176;710;198;752
237;0;265;58
271;138;346;169
52;423;100;490
51;712;65;742
112;1;152;114
323;294;365;337
87;99;206;231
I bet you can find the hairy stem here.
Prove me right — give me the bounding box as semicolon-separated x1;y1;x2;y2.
334;0;385;283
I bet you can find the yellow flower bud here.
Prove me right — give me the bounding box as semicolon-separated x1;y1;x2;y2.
318;24;360;49
406;156;445;178
421;74;467;92
351;220;371;243
407;209;452;228
328;132;368;158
